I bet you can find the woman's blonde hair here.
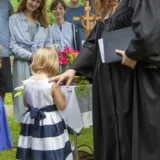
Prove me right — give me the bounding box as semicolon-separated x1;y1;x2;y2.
16;0;49;28
30;48;59;76
93;0;118;19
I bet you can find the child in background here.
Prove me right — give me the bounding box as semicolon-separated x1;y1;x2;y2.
50;0;77;51
16;47;73;160
0;44;13;151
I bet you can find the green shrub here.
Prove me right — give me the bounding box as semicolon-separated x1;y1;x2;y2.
4;93;13;105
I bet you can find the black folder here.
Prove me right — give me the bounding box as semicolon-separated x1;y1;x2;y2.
102;27;135;63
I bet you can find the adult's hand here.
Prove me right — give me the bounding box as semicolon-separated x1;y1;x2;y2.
49;69;76;87
116;49;137;69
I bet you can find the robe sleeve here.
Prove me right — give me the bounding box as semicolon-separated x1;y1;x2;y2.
125;0;160;61
70;23;98;79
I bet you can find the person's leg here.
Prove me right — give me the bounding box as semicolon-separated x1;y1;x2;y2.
0;64;6;102
0;57;13;100
0;91;5;102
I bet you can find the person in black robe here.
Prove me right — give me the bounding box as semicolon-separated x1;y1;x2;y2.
49;0;160;159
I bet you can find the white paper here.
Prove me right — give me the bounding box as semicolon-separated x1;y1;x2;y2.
60;86;83;133
98;38;105;63
82;40;85;46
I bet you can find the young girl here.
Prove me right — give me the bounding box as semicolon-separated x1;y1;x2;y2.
9;0;52;123
16;48;73;160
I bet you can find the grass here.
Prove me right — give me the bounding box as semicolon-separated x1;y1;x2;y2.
4;93;13;105
0;114;19;159
0;94;93;160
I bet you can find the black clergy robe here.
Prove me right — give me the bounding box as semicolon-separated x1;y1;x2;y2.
71;0;160;159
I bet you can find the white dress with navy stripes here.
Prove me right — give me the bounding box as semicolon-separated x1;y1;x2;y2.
16;78;73;160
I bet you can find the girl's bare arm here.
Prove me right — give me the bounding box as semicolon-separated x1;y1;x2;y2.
51;84;66;111
23;95;28;108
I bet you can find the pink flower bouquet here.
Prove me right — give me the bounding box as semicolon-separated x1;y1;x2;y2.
57;47;79;65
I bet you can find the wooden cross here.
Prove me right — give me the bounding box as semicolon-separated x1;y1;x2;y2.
72;0;100;38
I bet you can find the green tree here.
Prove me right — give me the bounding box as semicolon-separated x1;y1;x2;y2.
10;0;85;24
80;0;84;5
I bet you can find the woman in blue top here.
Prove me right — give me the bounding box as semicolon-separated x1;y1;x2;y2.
9;0;52;123
0;0;13;101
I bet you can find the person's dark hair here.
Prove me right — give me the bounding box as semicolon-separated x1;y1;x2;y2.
50;0;66;12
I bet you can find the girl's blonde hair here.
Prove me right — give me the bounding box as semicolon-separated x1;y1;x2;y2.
30;48;59;76
16;0;49;28
93;0;118;19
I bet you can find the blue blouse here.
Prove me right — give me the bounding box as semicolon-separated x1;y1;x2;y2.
51;21;74;51
0;0;13;57
9;12;52;61
28;23;38;42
